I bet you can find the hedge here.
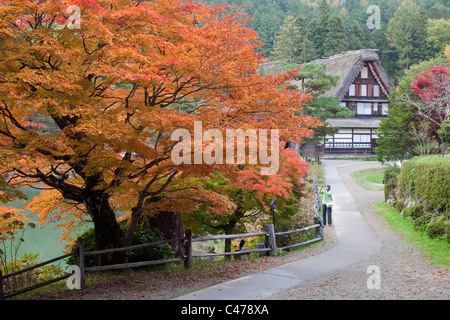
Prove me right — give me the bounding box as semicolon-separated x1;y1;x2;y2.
398;156;450;214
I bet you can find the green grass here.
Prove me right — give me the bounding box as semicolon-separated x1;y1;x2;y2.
350;167;385;191
375;202;450;267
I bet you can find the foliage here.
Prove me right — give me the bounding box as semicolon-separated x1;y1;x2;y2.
184;144;311;253
438;120;450;144
0;0;319;262
275;190;317;249
1;253;64;294
322;15;349;57
272;15;302;63
384;155;450;244
375;92;417;163
426;216;450;241
66;220;173;268
409;64;450;128
386;0;431;71
210;0;448;82
0;207;34;244
383;165;401;202
376;58;449;163
426;19;450;54
398;156;450;214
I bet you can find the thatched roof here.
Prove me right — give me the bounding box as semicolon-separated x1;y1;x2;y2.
313;49;394;99
288;49;394;99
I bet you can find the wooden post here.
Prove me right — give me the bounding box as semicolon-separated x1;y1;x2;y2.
184;228;192;269
76;237;86;290
264;224;277;257
0;270;4;300
315;216;324;238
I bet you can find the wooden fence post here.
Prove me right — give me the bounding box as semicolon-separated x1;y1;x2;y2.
76;237;86;290
0;270;4;300
264;224;277;257
314;216;324;238
184;228;192;269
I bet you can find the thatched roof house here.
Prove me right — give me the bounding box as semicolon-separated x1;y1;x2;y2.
261;49;394;155
313;49;394;99
311;49;394;155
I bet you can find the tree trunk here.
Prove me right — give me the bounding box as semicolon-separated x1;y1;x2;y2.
84;192;123;266
144;211;184;257
223;221;237;261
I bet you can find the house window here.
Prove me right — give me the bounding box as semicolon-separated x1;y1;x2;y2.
382;103;389;115
354;134;371;143
349;84;355;96
357;103;372;115
361;84;367;96
373;85;379;97
361;67;369;79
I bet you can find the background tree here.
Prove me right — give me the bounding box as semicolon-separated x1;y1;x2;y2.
426;19;450;54
375;93;418;163
273;15;302;63
294;12;318;64
322;15;349;57
387;0;431;73
408;64;450;128
312;0;331;58
272;12;317;64
347;21;369;51
208;0;447;83
376;56;449;162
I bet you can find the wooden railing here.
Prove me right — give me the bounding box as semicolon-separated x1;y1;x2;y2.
1;219;323;299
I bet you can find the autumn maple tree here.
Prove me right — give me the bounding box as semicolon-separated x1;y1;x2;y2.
0;0;319;264
410;64;450;128
185;143;310;254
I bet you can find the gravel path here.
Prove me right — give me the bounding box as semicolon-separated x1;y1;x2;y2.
269;161;449;300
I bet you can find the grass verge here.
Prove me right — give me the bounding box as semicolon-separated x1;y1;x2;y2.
374;202;449;267
350;167;385;191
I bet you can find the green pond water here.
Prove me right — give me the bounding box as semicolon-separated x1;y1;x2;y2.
3;187;90;267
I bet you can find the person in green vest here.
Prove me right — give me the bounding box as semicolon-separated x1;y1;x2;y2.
319;184;333;226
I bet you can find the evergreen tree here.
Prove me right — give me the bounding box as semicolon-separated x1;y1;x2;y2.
369;25;399;82
273;15;302;63
387;0;432;71
375;91;417;163
347;21;369;51
426;19;450;54
294;11;318;64
312;0;330;57
323;15;349;56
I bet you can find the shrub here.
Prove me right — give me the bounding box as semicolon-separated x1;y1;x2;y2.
398;156;450;214
413;212;433;231
426;216;450;241
392;200;405;213
1;253;64;293
383;165;401;201
438;120;450;144
67;221;173;268
403;204;425;220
